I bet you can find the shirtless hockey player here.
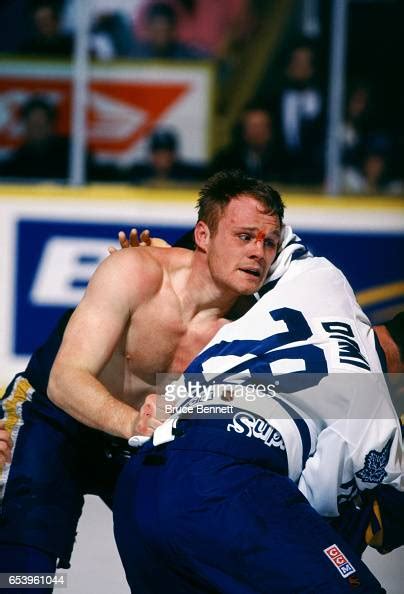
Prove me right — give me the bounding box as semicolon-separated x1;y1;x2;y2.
0;170;283;579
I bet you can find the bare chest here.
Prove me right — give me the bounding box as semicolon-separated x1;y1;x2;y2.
124;302;226;379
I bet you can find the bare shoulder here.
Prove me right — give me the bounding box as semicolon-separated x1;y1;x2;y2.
85;246;192;306
108;246;163;273
110;245;190;284
112;245;191;271
101;247;165;297
115;245;192;271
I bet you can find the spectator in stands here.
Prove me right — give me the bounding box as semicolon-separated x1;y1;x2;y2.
130;128;204;185
342;82;374;171
20;0;73;57
0;95;70;180
90;11;136;59
56;0;137;59
132;2;209;59
209;105;283;182
134;0;250;59
268;42;324;185
342;134;403;195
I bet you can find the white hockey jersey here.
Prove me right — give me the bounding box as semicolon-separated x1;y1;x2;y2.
169;226;403;517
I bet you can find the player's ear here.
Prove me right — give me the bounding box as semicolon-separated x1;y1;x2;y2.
194;220;210;252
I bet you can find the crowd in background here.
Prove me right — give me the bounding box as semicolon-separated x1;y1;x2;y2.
3;0;253;60
0;0;403;194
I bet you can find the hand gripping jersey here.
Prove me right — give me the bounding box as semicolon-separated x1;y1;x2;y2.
165;226;403;517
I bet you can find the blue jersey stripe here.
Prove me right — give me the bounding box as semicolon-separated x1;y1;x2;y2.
273;396;312;468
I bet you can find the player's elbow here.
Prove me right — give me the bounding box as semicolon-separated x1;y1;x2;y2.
48;361;69;408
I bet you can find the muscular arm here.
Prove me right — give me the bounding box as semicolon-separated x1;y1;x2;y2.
48;249;162;439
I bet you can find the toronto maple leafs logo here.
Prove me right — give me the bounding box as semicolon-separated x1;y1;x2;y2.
355;438;393;484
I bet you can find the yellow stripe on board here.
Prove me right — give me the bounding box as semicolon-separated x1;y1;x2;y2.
0;184;403;210
356;282;404;308
0;184;198;203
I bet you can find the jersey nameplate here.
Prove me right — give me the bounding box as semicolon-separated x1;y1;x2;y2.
322;322;370;371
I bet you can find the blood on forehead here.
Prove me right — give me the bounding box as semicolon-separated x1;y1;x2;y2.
256;230;266;242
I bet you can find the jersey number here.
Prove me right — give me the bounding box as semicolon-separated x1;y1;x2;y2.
186;307;328;388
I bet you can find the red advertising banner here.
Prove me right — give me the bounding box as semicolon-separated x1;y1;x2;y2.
0;60;213;164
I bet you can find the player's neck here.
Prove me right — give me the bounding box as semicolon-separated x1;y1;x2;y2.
174;251;238;320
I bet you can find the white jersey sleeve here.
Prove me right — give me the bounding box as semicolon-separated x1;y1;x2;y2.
297;372;402;516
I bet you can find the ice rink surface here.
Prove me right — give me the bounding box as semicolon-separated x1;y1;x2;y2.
64;495;403;594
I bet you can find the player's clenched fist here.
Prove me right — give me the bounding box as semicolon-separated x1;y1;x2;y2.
133;394;162;437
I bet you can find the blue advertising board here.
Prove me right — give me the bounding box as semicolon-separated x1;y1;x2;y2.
14;220;403;356
15;219;190;355
300;230;403;322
